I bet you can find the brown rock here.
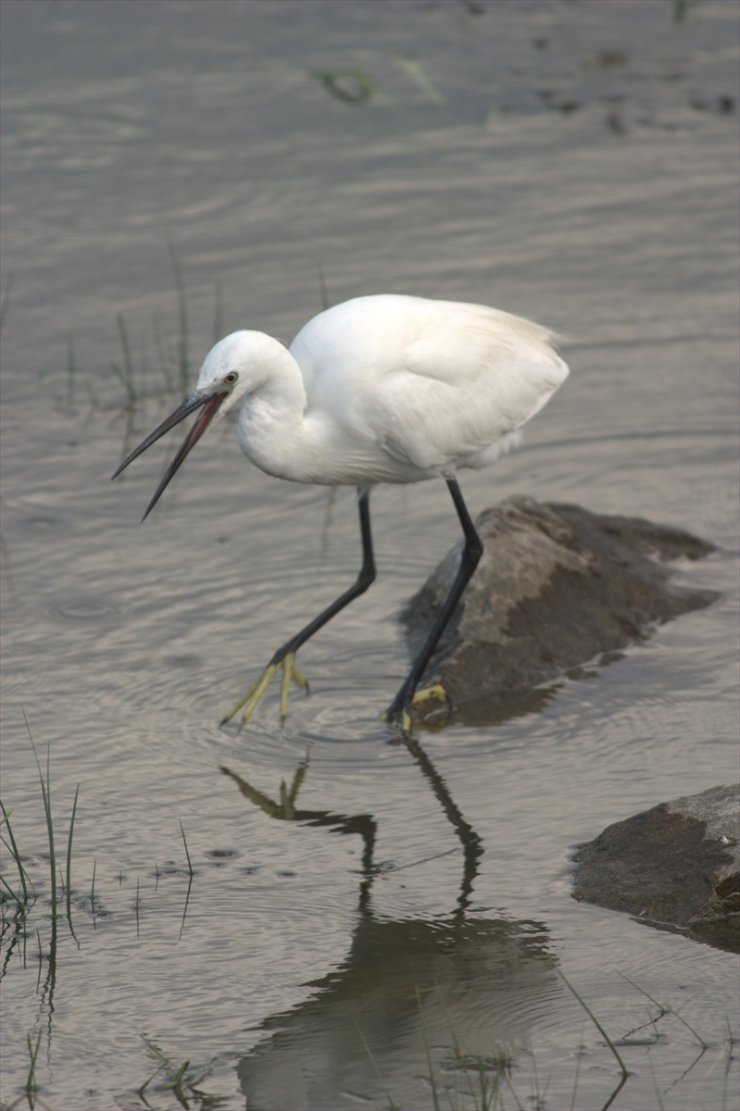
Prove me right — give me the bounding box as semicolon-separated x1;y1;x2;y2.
402;497;717;726
572;784;740;952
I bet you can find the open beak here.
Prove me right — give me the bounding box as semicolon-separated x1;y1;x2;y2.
112;389;227;520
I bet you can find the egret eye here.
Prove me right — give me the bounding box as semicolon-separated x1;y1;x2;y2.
225;371;238;385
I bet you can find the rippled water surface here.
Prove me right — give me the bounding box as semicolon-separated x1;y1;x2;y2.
1;2;738;1108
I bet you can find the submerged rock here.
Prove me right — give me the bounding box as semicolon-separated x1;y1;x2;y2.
402;497;717;726
572;784;740;953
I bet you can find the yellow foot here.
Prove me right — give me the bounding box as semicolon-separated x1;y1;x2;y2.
392;685;450;735
220;652;309;730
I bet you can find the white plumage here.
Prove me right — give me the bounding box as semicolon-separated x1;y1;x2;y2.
195;294;568;485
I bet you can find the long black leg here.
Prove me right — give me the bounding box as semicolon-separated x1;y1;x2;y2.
221;486;376;727
268;484;376;665
386;477;482;724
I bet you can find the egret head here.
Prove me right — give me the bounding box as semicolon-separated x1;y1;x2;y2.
111;330;271;520
195;330;283;412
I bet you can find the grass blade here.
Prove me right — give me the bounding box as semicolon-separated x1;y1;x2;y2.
355;1023;401;1111
111;312;137;404
65;784;80;943
89;858;97;920
0;798;31;905
179;820;194;877
212;278;223;347
556;970;629;1110
166;235;190;391
396;55;446;104
619;972;708;1049
25;1028;42;1105
134;875;141;937
24;711;58;943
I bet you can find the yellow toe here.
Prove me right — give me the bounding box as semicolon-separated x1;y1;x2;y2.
221;653;310;729
410;684;448;709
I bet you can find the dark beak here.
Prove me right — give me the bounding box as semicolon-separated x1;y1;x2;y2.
112;389;227;520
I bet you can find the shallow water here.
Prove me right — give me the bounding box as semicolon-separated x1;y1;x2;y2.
1;2;738;1109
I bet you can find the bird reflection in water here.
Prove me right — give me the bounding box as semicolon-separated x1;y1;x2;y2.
220;740;556;1111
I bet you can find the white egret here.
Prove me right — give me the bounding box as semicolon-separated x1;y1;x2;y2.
113;294;569;732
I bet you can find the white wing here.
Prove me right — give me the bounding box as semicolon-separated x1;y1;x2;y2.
291;295;568;477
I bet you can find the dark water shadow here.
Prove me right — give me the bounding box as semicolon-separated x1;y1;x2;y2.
220;742;557;1110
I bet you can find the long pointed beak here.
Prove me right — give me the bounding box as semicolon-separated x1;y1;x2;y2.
112;390;227;520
